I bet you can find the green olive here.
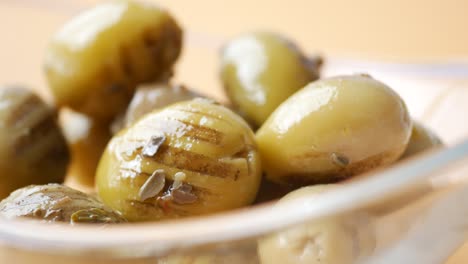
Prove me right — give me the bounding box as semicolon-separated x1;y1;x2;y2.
0;86;69;199
96;99;262;221
256;74;412;185
220;32;322;127
401;121;443;159
258;185;376;264
44;0;183;120
0;184;126;224
60;108;112;187
112;83;202;133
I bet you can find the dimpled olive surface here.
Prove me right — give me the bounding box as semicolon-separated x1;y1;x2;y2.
258;185;376;264
0;184;126;224
401;121;443;159
44;0;183;120
256;75;412;185
96;99;261;221
0;87;69;199
220;32;321;127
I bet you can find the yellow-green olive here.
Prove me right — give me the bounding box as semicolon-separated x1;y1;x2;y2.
258;185;376;264
112;83;202;133
96;99;262;221
0;86;69;199
0;184;126;224
220;32;322;127
401;121;443;159
60;108;112;187
256;75;412;185
44;0;183;120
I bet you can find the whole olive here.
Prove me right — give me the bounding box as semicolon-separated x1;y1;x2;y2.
258;185;376;264
0;184;126;224
401;121;443;159
44;0;183;120
60;108;112;187
256;74;412;185
220;32;322;127
112;83;202;133
96;99;262;221
0;86;69;199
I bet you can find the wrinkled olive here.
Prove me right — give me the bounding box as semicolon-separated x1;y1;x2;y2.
258;185;376;264
112;83;202;133
0;86;69;199
96;99;262;221
220;32;322;127
256;75;412;185
60;108;112;187
0;184;126;224
44;0;183;120
401;121;443;159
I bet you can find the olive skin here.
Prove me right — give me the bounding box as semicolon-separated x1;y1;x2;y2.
96;99;262;221
0;87;69;199
112;83;201;133
0;184;126;224
401;121;443;159
44;0;183;120
256;75;412;185
258;185;376;264
60;109;112;187
220;32;321;127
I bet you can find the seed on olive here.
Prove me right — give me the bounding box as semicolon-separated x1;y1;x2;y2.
258;185;376;264
401;121;443;159
44;0;183;120
256;74;412;185
59;108;112;187
112;83;202;133
220;32;322;127
0;86;69;199
0;184;126;224
96;99;262;221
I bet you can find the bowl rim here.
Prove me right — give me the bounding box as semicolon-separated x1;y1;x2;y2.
0;139;467;257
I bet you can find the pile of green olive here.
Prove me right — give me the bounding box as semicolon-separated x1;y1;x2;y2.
0;0;445;261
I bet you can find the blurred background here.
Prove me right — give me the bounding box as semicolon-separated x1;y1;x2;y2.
0;0;467;262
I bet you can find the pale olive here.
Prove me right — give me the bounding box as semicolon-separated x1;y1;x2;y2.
220;32;321;127
96;99;262;221
0;86;69;199
256;75;412;185
401;121;443;159
44;0;183;120
258;185;376;264
0;184;126;224
60;108;112;187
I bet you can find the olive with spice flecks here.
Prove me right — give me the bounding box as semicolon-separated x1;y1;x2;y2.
0;86;69;199
400;121;443;159
96;99;262;221
44;0;183;120
256;74;412;185
0;184;126;224
258;185;376;264
220;32;322;127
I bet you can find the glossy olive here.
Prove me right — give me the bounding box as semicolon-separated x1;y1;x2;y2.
60;108;112;187
96;99;262;221
112;83;202;133
258;185;376;264
0;184;126;224
256;75;412;185
0;86;69;199
401;121;443;159
220;32;321;127
44;0;183;120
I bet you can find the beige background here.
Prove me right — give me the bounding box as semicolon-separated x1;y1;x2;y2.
0;0;467;262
